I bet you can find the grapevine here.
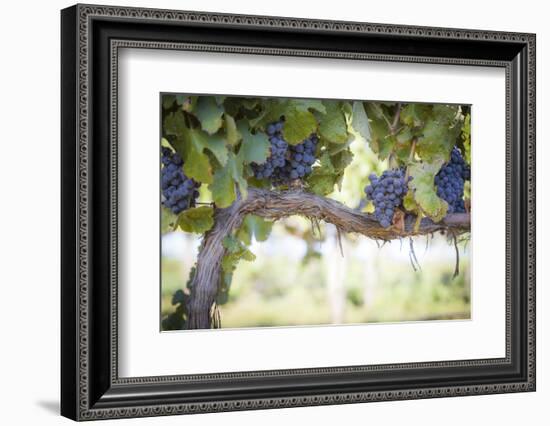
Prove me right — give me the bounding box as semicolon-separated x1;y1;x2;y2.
160;97;472;329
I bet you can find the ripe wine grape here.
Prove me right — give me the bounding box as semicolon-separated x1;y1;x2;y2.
434;147;470;214
252;119;318;184
364;169;410;228
161;147;201;214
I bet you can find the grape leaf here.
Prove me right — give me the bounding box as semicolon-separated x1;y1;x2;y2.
177;206;214;234
402;190;417;212
319;101;347;144
415;118;456;163
194;97;224;135
221;235;256;273
307;151;338;196
394;128;413;162
237;215;273;245
165;111;228;181
208;152;247;208
330;148;354;172
249;99;287;129
162;95;176;110
232;151;248;198
161;206;178;234
237;120;270;164
225;114;241;146
400;104;431;127
293;99;327;114
160;137;172;149
163;112;187;158
209;163;235;208
408;160;449;221
183;139;213;184
365;103;394;159
200;133;228;167
351;101;370;141
282;106;318;145
462;113;471;164
415;105;460;163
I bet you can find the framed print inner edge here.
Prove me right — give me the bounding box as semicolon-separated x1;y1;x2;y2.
61;3;536;421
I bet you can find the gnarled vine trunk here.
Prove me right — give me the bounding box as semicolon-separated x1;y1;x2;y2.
186;188;470;329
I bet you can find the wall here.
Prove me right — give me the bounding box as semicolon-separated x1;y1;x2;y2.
0;0;546;424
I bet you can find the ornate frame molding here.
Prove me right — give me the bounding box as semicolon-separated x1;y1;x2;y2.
61;4;536;421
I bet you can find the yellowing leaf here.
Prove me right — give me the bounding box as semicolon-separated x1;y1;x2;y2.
282;107;318;145
225;114;241;146
177;206;214;234
409;160;449;222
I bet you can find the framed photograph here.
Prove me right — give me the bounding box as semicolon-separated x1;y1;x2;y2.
61;4;536;421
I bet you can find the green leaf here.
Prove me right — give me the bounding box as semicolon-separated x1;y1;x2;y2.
232;151;248;198
365;103;394;159
249;99;287;129
203;133;229;167
292;99;327;114
330;148;354;172
408;160;449;221
165;111;227;182
209;161;236;208
160;137;172;149
282;107;318;145
330;148;354;191
162;95;176;110
307;151;338;196
221;235;256;273
194;97;224;135
402;190;417;212
237;120;271;164
318;102;347;144
351;101;370;141
176;126;215;184
414;104;461;163
416;118;455;163
161;206;178;234
462;113;471;164
394;128;413;163
400;104;431;127
163;112;188;157
208;152;247;208
177;206;214;234
237;215;273;244
225;114;241;146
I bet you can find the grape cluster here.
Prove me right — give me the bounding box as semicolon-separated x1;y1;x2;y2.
365;169;410;228
434;147;470;213
253;120;318;184
273;135;318;183
161;147;201;214
252;121;287;179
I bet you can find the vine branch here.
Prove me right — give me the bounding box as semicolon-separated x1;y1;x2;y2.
186;188;470;329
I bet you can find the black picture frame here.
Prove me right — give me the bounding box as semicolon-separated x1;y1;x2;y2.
61;3;536;421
